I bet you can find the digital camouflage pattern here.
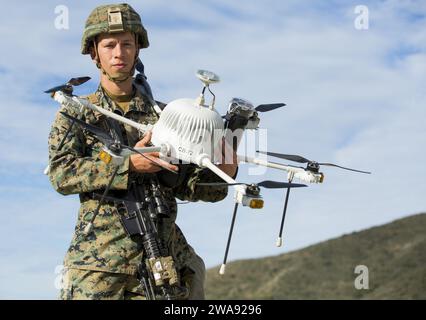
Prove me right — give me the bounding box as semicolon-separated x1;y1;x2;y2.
48;84;228;291
60;267;145;300
81;3;149;55
60;253;205;300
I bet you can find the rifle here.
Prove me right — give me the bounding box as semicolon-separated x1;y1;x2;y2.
92;178;188;300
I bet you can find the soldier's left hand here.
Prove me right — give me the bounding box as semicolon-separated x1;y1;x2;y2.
129;131;179;173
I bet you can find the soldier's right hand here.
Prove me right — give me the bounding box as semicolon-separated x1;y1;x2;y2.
129;131;179;173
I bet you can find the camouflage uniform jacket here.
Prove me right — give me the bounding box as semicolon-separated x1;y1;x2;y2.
48;83;228;276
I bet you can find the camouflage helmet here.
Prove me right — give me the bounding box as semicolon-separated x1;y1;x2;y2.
81;3;149;55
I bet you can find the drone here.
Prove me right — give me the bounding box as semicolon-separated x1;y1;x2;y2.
45;69;370;275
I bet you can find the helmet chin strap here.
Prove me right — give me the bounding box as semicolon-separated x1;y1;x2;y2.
93;36;139;84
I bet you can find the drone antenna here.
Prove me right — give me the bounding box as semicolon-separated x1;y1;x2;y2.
83;166;120;235
195;70;220;109
207;85;216;109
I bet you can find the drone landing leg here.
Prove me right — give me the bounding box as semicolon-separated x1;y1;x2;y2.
219;202;239;275
83;166;120;235
276;181;292;247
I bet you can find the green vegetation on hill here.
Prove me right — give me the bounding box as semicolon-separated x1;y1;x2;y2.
205;213;426;299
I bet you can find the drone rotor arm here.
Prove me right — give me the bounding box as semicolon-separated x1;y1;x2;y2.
59;111;114;146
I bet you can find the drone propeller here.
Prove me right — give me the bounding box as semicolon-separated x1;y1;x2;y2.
200;179;309;249
255;103;286;112
44;76;91;94
60;111;114;146
59;111;178;174
197;180;307;189
68;76;91;86
221;102;285;119
44;84;71;94
257;151;371;174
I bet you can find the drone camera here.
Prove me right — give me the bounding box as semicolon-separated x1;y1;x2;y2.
249;199;264;209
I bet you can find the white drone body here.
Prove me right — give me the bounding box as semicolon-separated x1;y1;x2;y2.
45;70;331;276
151;98;224;166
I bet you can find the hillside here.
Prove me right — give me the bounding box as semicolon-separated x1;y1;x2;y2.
205;213;426;299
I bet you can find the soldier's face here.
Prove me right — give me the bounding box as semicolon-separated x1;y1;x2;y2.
96;32;137;76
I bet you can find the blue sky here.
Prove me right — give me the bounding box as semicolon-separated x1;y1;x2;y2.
0;0;425;299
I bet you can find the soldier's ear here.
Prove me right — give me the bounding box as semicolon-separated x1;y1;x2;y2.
89;38;100;64
89;44;102;70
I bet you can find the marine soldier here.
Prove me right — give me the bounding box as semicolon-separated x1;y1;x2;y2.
48;3;237;300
